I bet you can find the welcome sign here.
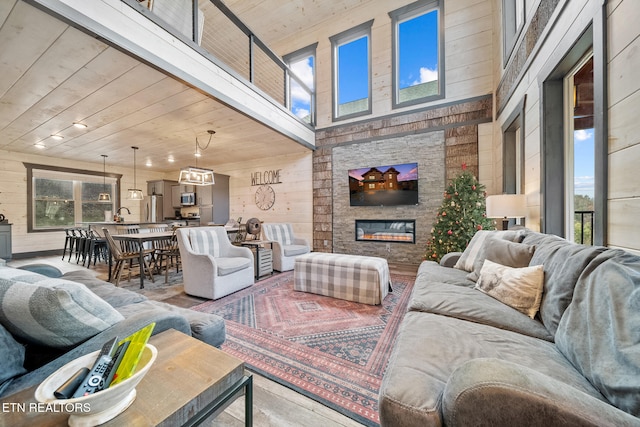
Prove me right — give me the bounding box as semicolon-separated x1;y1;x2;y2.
251;169;282;186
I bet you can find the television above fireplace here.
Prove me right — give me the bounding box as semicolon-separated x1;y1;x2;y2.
348;162;418;206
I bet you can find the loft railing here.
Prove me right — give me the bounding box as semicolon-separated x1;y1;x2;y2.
125;0;315;126
574;210;594;245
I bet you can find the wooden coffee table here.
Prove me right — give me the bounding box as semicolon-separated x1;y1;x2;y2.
0;329;252;426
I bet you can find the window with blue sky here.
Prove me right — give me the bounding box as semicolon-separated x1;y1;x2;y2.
285;44;316;125
330;20;373;120
391;0;442;106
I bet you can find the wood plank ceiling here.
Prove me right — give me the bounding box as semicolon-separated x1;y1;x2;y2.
0;0;328;172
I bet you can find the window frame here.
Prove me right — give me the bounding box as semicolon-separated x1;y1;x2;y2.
502;0;526;67
390;0;444;109
540;17;607;245
25;163;122;233
329;20;374;122
283;43;318;126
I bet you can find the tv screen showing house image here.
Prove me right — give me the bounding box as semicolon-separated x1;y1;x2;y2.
348;162;419;206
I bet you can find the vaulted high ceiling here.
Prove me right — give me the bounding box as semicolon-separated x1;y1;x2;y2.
0;0;374;172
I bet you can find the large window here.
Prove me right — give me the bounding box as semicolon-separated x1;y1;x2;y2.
26;163;121;232
284;43;317;125
502;0;525;66
330;20;373;121
390;0;443;107
541;20;606;245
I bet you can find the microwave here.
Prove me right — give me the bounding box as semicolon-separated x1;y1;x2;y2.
180;192;195;206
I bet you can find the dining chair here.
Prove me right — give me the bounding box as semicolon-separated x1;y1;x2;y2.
102;228;155;286
154;228;181;283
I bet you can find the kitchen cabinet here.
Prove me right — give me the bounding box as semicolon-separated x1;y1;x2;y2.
147;180;178;197
0;223;12;260
198;173;230;224
171;184;197;208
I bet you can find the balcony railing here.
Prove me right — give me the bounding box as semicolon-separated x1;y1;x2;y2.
574;210;594;245
125;0;315;126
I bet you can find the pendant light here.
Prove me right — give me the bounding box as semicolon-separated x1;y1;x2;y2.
178;130;215;186
127;146;144;200
98;154;111;202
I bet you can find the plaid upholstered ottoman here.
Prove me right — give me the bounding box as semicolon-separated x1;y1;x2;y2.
293;252;391;305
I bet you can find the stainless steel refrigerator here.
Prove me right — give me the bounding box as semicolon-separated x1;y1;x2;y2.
142;195;163;223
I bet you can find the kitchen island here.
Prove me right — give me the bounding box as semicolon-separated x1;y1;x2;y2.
83;219;200;236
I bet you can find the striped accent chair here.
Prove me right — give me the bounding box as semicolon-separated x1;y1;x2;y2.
176;226;254;299
262;223;310;272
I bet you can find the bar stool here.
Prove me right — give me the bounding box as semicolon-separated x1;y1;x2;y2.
85;229;108;268
67;228;84;262
62;228;75;261
75;228;91;265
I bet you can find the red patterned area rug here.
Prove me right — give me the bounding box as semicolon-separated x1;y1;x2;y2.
191;270;415;426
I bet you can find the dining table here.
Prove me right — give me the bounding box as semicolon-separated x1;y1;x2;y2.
111;231;174;289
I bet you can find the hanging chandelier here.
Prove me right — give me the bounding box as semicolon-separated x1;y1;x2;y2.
98;154;111;202
127;146;144;200
178;130;215;186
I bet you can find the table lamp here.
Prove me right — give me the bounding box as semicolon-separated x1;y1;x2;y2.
486;194;526;230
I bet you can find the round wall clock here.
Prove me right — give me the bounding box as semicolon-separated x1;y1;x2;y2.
255;185;275;210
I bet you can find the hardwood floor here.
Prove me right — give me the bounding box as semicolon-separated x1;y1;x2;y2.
6;255;418;426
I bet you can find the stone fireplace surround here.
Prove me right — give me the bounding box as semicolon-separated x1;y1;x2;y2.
332;133;444;264
313;95;493;264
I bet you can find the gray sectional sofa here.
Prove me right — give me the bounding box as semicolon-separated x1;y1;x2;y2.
0;266;225;399
379;230;640;426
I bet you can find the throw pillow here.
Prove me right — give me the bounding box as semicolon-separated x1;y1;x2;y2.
0;322;26;396
0;276;124;348
475;260;544;319
466;237;535;282
454;229;526;272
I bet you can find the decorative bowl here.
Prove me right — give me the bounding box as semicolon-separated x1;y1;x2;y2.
35;344;157;427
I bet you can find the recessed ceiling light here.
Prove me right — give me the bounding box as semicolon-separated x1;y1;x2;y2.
50;134;64;140
145;160;152;167
168;156;175;163
194;152;202;158
73;122;87;129
34;142;46;149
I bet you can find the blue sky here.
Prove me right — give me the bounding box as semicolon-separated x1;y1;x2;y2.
574;128;595;198
290;8;439;114
398;9;439;89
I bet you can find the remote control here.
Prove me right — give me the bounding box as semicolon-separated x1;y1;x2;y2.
103;340;130;388
71;336;118;398
54;367;90;399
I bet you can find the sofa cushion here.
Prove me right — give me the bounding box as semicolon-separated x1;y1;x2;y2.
379;311;604;427
189;228;222;257
283;244;309;257
409;278;553;341
0;268;124;348
521;232;608;336
417;261;476;287
467;236;535;282
454;229;526;272
62;270;146;308
216;257;252;276
0;322;27;395
475;260;544;319
555;249;640;416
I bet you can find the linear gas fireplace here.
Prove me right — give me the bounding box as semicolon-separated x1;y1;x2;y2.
356;219;416;243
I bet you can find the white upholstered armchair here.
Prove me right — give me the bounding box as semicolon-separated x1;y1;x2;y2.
261;223;310;272
176;226;254;299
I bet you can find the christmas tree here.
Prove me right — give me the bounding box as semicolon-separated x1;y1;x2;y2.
425;165;494;262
